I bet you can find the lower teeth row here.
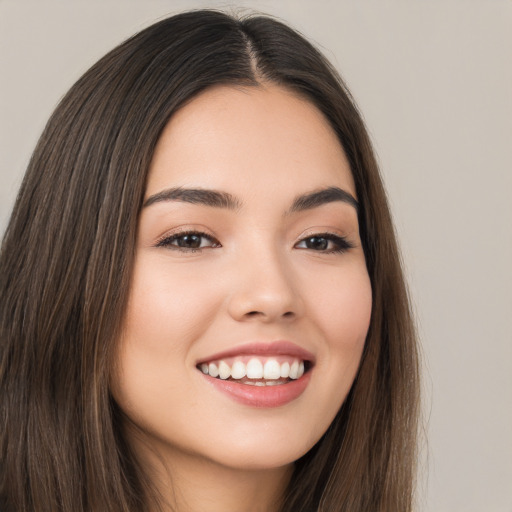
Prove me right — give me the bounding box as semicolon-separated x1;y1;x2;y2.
241;380;286;386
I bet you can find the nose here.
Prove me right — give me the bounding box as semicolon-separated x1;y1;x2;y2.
226;249;304;323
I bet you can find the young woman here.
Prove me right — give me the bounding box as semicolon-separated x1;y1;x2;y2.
0;10;420;512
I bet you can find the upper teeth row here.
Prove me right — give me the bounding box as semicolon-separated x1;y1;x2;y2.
200;358;305;380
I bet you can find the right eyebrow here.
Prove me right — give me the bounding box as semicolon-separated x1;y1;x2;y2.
143;187;242;210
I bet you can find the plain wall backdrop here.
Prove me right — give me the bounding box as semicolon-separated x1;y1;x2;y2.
1;1;511;511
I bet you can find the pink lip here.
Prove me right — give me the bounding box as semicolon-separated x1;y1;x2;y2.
196;340;316;365
201;371;312;408
196;341;315;408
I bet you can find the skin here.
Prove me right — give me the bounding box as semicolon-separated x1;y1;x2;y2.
112;84;372;512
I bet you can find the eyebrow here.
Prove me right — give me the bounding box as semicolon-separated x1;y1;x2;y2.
143;187;241;210
289;186;359;213
143;185;358;212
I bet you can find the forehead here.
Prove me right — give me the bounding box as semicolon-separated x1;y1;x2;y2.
146;84;355;201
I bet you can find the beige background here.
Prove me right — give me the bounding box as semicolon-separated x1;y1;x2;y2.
1;1;511;510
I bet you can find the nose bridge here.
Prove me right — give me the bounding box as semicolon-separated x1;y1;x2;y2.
227;238;302;322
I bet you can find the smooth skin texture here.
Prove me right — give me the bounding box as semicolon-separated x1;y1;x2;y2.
112;84;373;512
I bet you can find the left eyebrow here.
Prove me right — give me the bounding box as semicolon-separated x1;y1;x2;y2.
288;186;359;213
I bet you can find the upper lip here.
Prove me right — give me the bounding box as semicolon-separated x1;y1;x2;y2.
196;340;316;365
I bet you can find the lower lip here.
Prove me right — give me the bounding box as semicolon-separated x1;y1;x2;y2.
201;371;312;408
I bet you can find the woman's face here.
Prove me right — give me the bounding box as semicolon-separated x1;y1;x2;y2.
112;84;372;472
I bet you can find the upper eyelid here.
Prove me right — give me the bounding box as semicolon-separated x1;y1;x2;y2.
295;232;354;246
296;229;351;242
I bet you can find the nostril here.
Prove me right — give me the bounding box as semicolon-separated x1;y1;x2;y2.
244;310;295;319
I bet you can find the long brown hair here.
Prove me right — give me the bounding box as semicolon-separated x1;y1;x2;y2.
0;10;419;512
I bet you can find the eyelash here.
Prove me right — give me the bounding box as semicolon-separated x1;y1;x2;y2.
295;233;354;254
155;231;354;254
156;230;220;252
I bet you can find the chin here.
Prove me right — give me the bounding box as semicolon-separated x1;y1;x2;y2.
207;446;305;472
195;422;322;472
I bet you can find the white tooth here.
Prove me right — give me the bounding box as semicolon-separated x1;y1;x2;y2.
245;381;256;386
218;361;230;380
231;361;246;379
208;362;219;378
263;359;281;380
254;381;265;386
200;363;209;375
265;380;281;386
246;358;263;379
297;361;305;378
280;362;290;378
289;360;299;379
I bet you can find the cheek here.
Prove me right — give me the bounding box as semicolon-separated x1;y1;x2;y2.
306;263;372;401
111;257;214;435
121;256;222;356
309;263;373;346
111;256;222;414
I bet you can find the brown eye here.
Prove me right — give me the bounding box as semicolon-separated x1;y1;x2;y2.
156;231;220;251
295;233;354;254
176;234;202;248
303;236;329;250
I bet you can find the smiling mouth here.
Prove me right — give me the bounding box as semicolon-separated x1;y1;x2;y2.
196;356;311;386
